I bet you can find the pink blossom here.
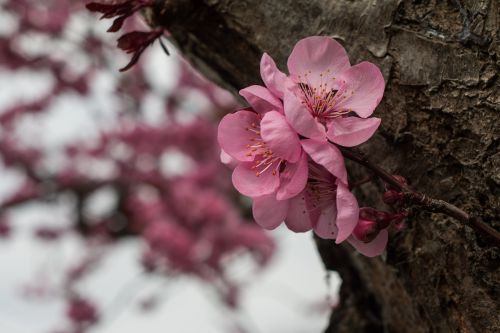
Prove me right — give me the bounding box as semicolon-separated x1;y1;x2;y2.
66;297;99;325
215;223;276;267
253;160;358;243
220;149;236;166
2;180;40;207
239;85;283;115
144;221;195;270
263;36;384;146
171;182;228;229
218;109;307;199
347;231;388;257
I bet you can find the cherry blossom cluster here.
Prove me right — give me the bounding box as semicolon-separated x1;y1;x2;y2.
0;1;274;332
219;36;403;257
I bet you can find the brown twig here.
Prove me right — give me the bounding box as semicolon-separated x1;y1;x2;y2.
338;146;500;247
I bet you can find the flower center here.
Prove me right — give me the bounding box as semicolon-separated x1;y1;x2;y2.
297;69;351;123
307;163;337;209
252;154;282;177
244;121;282;177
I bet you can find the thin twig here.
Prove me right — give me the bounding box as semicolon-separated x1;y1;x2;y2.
338;146;500;246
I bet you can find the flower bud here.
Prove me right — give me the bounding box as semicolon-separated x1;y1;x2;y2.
359;207;407;230
391;211;408;228
383;190;404;205
386;175;408;191
352;219;379;243
374;211;393;229
393;175;408;186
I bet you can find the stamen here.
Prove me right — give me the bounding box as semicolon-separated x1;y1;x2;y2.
242;117;283;178
297;68;350;122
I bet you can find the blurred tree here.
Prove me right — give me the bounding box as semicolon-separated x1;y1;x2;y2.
0;1;275;332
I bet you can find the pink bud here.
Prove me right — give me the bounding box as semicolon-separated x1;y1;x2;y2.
352;219;379;243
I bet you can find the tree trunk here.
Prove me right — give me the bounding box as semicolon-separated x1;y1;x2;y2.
147;1;499;332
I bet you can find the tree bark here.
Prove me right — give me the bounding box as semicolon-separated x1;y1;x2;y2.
147;1;499;332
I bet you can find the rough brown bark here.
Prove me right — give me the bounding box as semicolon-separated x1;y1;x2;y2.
147;1;499;332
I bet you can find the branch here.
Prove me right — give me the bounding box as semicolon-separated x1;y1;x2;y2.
338;146;500;247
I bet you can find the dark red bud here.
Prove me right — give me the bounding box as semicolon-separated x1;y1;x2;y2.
383;190;404;205
386;175;408;191
393;175;408;185
86;1;153;32
353;219;379;243
391;211;408;224
359;207;379;221
378;211;408;229
117;29;164;71
359;208;407;230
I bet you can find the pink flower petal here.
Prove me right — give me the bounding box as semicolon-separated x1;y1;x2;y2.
276;150;308;200
217;110;260;162
239;85;283;114
284;191;313;232
252;194;289;230
348;229;388;257
260;53;287;99
327;117;381;147
287;36;350;88
283;89;326;140
333;62;385;118
313;205;338;240
335;181;359;243
220;149;234;165
232;162;280;197
260;111;301;162
300;140;347;184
